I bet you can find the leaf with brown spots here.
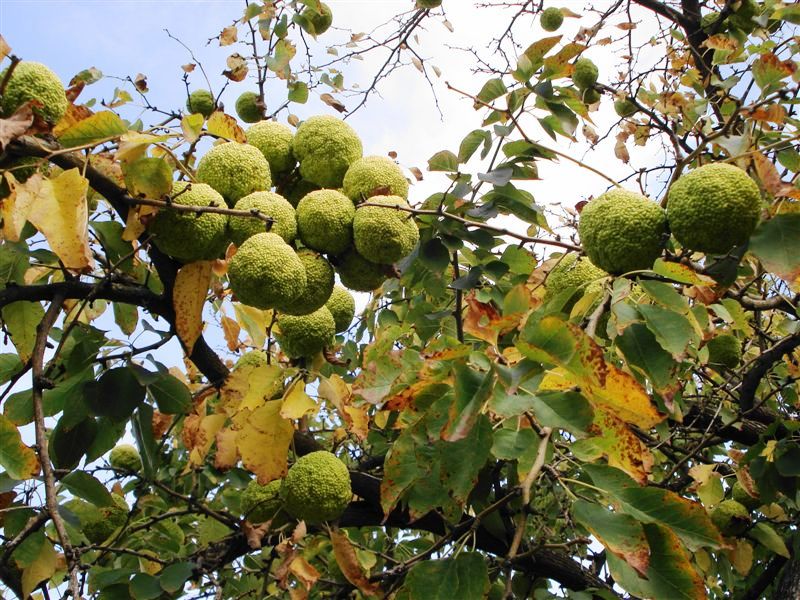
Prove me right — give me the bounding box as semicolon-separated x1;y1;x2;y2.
219;26;238;46
752;152;800;199
580;409;654;483
330;530;381;597
173;260;212;353
463;293;520;346
222;53;248;82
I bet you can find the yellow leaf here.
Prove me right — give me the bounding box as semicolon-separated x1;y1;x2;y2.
0;172;33;241
587;409;654;484
207;112;246;143
122;204;158;241
21;538;57;599
319;375;369;440
233;303;272;348
234;400;294;484
289;556;320;591
20;169;94;271
221;315;241;351
173;261;213;352
280;380;317;420
728;539;753;576
220;363;286;416
184;413;227;467
181;113;204;143
116;132;170;163
214;426;239;470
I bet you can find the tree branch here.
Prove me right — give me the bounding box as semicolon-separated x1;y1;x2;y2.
738;333;800;411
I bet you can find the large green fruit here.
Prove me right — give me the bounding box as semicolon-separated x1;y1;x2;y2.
325;286;356;333
109;444;142;473
299;2;333;35
706;334;742;370
196;142;271;206
545;253;607;302
240;479;288;525
274;249;335;316
235;91;263;124
296;189;356;255
281;451;351;523
342;155;409;202
710;499;750;536
334;248;390;292
229;191;297;246
666;163;761;254
731;481;760;511
186;89;215;118
416;0;443;7
275;306;336;358
292;115;363;188
578;189;667;274
0;61;67;123
234;350;269;370
246;120;296;175
540;7;564;31
353;195;419;264
571;58;598;90
614;98;638;118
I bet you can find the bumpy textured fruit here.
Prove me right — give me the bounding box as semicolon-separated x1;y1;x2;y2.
0;61;67;123
240;479;288;524
67;494;129;544
235;91;263;124
229;191;296;246
343;155;409;202
281;451;351;523
540;7;564;31
196;142;271;206
667;163;761;255
234;350;269;370
296;189;355;254
732;481;760;511
353;195;419;264
572;58;599;90
706;334;742;369
334;248;389;292
284;179;320;207
275;249;334;316
186;89;215;118
228;232;307;309
109;444;142;472
292;115;363;188
579;189;667;274
614;99;637;118
326;286;356;332
149;182;229;262
246;120;296;175
545;253;607;301
710;499;750;536
300;2;333;35
275;306;336;358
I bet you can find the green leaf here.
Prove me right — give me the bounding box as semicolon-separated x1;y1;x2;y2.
148;373;192;414
113;302;139;336
0;414;39;480
643;523;706;600
1;301;45;363
58;111;128;148
491;427;538;461
288;81;309;104
749;214;800;282
122;156;173;199
458;129;492;163
21;537;57;599
616;323;677;393
522;389;593;433
0;354;23;385
748;522;790;558
60;471;115;507
572;500;648;575
133;404;157;479
606;552;654;599
771;4;800;24
638;304;698;357
84;367;146;421
427;150;459;172
159;562;194;593
50;417;98;470
440;362;493;442
401;552;489;600
91;221;135;273
637;280;688;313
130;572;163;600
440;415;492;503
476;78;506;104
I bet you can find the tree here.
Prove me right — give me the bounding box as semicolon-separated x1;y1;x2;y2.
0;0;799;598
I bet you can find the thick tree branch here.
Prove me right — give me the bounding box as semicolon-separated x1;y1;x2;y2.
738;334;800;411
0;280;165;315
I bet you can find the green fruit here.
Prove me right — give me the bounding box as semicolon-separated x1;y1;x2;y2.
710;499;750;536
235;91;263;124
196;142;272;206
487;582;506;600
342;155;409;202
240;479;288;525
186;89;215;118
275;249;334;316
292;115;363;188
109;444;142;472
614;99;638;118
246;120;296;175
228;232;307;309
229;191;297;246
149;182;229;262
299;2;333;35
280;451;351;523
578;189;667;274
296;189;355;254
353;195;419;264
540;7;564;31
581;88;601;104
572;58;599;90
0;61;67;123
666;163;761;255
275;306;336;358
325;286;356;333
416;0;442;7
284;179;320;207
67;494;129;544
545;253;607;302
234;350;269;370
334;248;389;292
706;334;742;369
732;481;760;511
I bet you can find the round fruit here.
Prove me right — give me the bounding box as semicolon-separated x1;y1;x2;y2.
275;306;336;358
299;2;333;35
296;189;356;254
280;451;351;523
706;334;742;370
234;350;269;370
731;481;760;511
240;479;288;525
540;7;564;32
66;494;129;544
325;286;356;333
186;89;215;118
292;115;363;188
710;499;750;536
149;182;229;262
229;191;297;246
109;444;142;472
246;120;296;175
578;189;667;274
275;249;335;316
353;195;419;264
196;142;271;206
342;155;409;202
284;179;320;207
614;98;638;118
545;253;607;301
581;88;601;104
0;61;68;123
666;163;761;255
572;58;599;90
235;91;263;124
334;248;390;292
227;232;307;310
416;0;443;7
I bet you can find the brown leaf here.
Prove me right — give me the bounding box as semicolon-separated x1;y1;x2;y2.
289;556;320;592
220;26;238;46
320;93;347;113
463;293;520;346
65;82;85;103
0;36;10;60
221;315;241;351
616;22;637;30
752;152;799;198
151;410;173;439
215;426;239;470
614;137;630;163
746;103;786;124
181;63;196;73
288;114;300;127
411;56;424;73
0;103;34;150
330;530;381;597
223;53;248;82
242;520;270;549
409;166;423;181
53;103;94;135
133;73;148;93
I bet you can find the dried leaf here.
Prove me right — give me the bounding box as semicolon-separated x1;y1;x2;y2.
242;520;270;549
320;93;346;113
0;36;10;59
221;315;241;351
173;261;212;352
233;400;294;484
331;530;381;597
220;26;238;46
0;103;34;150
133;73;148;93
182;63;196;73
223;53;249;82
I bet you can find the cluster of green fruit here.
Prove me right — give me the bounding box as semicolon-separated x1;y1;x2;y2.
151;114;418;358
240;450;352;525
